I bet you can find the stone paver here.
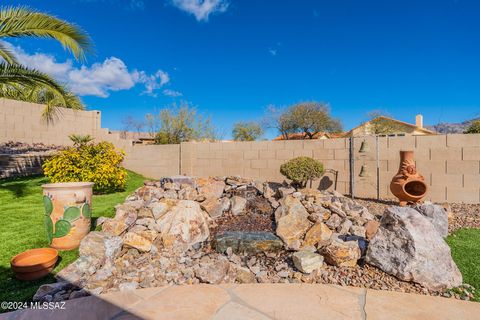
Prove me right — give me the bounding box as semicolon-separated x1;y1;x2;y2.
2;284;480;320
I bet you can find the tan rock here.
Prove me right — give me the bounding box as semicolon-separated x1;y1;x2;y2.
156;200;210;248
365;220;380;240
235;266;257;283
102;219;129;236
137;207;154;218
102;204;138;236
321;234;361;267
292;251;324;273
201;197;230;218
149;198;178;220
197;178;225;199
276;195;312;249
303;222;332;248
123;231;156;252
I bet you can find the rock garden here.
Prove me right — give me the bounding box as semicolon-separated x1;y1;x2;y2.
33;175;473;303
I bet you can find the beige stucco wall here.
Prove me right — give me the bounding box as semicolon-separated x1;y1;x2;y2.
1;99;479;203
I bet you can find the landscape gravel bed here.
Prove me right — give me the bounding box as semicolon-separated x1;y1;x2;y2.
34;177;477;304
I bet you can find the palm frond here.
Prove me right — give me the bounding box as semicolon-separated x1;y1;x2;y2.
0;63;84;122
0;6;93;62
0;40;16;64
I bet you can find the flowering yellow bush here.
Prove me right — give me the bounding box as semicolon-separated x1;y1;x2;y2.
43;141;127;194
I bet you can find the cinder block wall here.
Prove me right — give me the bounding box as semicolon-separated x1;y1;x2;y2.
1;99;479;203
0;98;101;145
180;139;351;195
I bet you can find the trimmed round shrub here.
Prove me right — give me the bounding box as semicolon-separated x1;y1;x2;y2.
43;141;127;194
280;156;324;187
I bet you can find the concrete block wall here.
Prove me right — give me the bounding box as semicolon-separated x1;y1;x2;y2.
1;99;479;203
0;98;101;145
180;139;351;194
352;134;480;203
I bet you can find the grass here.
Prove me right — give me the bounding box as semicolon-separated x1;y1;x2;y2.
447;228;480;302
0;171;145;305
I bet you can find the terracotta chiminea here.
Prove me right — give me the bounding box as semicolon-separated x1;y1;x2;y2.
390;151;428;206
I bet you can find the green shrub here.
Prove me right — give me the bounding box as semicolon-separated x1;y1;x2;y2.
280;156;324;187
43;141;127;194
464;120;480;134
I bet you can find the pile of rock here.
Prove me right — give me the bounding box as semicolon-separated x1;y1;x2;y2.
33;175;464;303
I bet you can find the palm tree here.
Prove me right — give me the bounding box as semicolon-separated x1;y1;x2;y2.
0;6;93;121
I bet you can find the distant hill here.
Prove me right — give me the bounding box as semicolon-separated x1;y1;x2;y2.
426;117;480;134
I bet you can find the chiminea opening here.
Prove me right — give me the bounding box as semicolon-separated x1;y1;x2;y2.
403;180;427;198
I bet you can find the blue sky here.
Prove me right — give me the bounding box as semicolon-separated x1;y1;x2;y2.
3;0;480;138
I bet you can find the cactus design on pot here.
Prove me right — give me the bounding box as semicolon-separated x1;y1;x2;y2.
43;195;91;245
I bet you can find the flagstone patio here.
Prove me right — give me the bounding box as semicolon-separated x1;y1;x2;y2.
2;283;479;320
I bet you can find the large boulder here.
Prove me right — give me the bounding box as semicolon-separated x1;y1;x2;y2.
366;206;462;290
276;195;312;249
155;200;210;248
414;202;449;238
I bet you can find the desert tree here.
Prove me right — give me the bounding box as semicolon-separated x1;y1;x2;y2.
366;110;404;135
154;102;219;144
232;121;264;141
464;120;480;134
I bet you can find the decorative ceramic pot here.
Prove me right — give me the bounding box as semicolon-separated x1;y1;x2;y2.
42;182;93;250
390;151;428;206
11;248;58;281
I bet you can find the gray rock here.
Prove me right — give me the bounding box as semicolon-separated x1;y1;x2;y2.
414;202;449;238
33;282;72;302
292;251;324;274
366;206;462;290
337;219;353;234
230;196;247;215
79;231;123;266
214;231;284;254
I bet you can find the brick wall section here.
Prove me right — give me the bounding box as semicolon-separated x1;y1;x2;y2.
1;99;479;203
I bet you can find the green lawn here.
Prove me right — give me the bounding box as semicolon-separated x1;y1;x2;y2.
447;228;480;302
0;171;145;305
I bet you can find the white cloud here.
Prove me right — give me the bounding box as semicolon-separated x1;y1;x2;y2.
3;42;170;98
163;89;183;97
171;0;229;21
268;48;277;56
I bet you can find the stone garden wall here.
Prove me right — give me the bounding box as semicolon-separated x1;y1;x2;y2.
1;99;479;203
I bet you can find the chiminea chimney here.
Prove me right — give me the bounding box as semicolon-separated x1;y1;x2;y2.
415;114;423;128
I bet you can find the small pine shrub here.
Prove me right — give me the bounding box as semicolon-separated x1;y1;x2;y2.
43;141;127;194
280;156;324;188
